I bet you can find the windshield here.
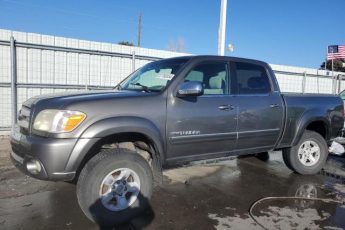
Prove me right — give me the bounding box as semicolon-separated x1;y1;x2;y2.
118;58;188;92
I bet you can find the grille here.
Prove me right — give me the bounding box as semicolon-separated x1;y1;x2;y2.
18;106;31;135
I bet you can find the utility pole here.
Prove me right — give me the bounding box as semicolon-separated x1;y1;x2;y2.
137;13;142;47
218;0;227;56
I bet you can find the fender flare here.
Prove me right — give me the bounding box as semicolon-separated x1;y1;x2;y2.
291;109;330;146
65;116;165;173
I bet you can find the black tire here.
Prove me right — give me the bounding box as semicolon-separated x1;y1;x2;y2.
282;150;294;171
282;130;328;175
76;148;153;227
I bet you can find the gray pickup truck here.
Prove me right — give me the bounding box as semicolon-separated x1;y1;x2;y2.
10;55;344;225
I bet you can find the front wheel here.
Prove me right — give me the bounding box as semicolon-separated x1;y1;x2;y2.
76;148;153;226
282;130;328;175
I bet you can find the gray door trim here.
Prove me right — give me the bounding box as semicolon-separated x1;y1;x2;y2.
169;131;237;144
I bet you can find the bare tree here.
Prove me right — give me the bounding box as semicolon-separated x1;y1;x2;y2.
166;37;186;52
118;41;134;46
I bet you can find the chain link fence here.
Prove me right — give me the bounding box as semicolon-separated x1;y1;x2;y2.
0;29;344;134
271;63;345;94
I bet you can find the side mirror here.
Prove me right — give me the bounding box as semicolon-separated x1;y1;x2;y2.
177;81;203;97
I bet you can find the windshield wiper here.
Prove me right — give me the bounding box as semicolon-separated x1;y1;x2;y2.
130;83;151;92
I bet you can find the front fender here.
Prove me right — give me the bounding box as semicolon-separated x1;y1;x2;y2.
84;116;164;157
64;117;166;173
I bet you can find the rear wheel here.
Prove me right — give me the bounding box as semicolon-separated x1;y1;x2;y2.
282;130;328;175
76;148;153;226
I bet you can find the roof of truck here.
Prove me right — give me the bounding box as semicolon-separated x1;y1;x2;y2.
163;55;269;66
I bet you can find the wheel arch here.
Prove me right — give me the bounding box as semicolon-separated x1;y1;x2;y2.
65;117;165;182
292;111;330;146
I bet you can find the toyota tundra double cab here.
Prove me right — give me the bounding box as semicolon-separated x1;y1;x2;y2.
10;55;344;225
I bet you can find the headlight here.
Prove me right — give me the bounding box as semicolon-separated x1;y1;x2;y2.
33;110;86;133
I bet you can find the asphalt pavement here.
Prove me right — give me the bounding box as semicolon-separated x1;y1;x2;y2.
0;137;345;230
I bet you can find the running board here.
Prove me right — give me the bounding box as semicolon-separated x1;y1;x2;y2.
186;156;237;166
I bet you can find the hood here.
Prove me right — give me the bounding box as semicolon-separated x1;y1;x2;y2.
22;90;144;109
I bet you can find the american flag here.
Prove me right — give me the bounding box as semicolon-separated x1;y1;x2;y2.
327;45;345;60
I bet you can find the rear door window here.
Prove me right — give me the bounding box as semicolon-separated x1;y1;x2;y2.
234;62;271;94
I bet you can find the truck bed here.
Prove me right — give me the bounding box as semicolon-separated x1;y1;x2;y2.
277;93;344;148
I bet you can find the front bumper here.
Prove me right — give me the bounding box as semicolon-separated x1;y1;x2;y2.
10;126;78;181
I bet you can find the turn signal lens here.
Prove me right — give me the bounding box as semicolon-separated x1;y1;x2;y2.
63;114;86;132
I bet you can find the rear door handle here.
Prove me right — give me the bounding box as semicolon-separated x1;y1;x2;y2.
218;105;235;111
270;104;280;108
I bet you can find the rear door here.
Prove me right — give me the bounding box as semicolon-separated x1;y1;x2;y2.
233;61;284;151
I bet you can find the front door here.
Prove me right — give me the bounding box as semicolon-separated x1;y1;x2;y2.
166;61;238;163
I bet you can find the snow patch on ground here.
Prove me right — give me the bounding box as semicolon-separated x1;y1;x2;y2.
209;205;332;230
208;213;258;230
164;165;222;184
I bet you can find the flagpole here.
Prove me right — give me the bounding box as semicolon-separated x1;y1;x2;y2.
332;58;334;73
332;58;335;94
325;46;328;70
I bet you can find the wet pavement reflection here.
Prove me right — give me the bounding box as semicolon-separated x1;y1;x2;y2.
0;152;344;229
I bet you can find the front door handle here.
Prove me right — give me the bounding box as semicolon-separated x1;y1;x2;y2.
270;104;280;108
218;105;235;111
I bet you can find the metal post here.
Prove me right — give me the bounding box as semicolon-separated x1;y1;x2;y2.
217;0;227;56
87;55;90;90
302;71;306;93
132;51;136;72
337;74;341;94
10;36;18;128
332;73;337;95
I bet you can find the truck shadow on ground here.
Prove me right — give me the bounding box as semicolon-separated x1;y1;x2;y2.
89;193;155;230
